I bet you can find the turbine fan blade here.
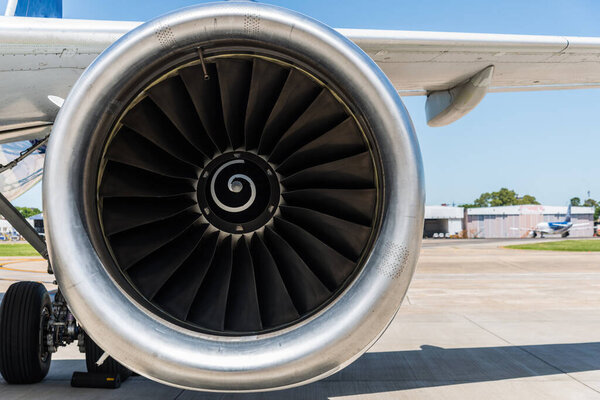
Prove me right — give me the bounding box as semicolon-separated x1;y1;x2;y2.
264;227;330;314
257;69;321;156
153;231;219;321
147;76;217;158
108;209;201;269
216;59;252;150
105;127;200;179
121;98;206;166
188;236;233;331
244;58;289;151
281;152;374;190
279;205;371;261
225;238;262;332
101;195;197;236
282;188;376;226
276;118;365;176
250;234;299;328
273;217;355;290
126;223;208;299
179;64;229;152
268;89;347;164
99;162;196;198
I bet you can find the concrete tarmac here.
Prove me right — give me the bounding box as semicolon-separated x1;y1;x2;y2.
1;238;600;399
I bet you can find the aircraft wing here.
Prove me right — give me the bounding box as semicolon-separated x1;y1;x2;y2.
571;223;593;228
342;29;600;96
1;16;600;135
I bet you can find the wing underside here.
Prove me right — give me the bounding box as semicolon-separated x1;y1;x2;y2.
342;29;600;96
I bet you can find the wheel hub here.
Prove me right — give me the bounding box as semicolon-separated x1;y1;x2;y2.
198;152;280;234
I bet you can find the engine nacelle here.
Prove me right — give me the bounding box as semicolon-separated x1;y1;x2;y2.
44;2;424;391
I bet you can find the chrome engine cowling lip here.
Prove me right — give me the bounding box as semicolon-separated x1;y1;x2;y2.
44;2;425;392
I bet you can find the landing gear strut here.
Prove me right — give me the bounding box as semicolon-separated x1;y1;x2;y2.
0;154;131;386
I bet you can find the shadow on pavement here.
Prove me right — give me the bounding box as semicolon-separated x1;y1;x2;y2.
1;342;599;399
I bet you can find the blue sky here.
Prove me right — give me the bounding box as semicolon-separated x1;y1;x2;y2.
5;0;600;208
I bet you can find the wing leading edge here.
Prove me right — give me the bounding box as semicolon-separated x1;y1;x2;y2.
1;16;599;133
341;28;600;96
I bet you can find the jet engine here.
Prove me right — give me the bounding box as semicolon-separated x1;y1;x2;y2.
43;2;424;391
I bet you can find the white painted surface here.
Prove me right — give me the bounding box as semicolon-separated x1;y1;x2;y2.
1;16;600;133
426;206;464;219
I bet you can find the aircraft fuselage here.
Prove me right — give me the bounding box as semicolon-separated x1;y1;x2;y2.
535;221;572;235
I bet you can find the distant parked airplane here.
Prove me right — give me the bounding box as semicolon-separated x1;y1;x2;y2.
512;204;591;238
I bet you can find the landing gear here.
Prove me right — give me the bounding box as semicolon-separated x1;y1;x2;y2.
0;280;132;388
0;282;52;383
562;231;570;238
532;231;538;238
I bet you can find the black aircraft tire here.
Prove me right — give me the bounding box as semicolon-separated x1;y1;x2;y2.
84;332;132;378
0;281;52;384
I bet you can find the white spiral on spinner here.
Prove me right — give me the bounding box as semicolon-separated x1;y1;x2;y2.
210;160;256;213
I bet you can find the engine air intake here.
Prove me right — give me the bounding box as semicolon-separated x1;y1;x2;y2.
97;54;380;334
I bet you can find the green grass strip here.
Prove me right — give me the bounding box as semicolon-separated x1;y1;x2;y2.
0;243;41;257
505;240;600;252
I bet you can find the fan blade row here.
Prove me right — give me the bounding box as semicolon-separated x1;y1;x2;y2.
108;208;201;268
268;89;347;164
225;238;262;331
148;76;218;158
279;205;371;261
127;222;208;300
102;195;197;236
276;117;365;176
121;98;206;167
99;161;197;198
244;58;289;151
98;56;378;334
281;152;374;190
273;217;355;291
264;227;331;314
282;188;376;227
188;235;233;331
179;63;229;152
153;231;219;321
250;234;299;327
258;68;321;156
216;59;252;150
151;231;305;332
106;127;200;180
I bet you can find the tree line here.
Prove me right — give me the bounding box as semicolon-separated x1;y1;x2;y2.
460;188;599;220
15;207;41;218
570;197;600;220
460;188;539;208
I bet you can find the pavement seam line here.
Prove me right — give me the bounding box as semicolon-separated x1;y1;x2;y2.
463;315;600;395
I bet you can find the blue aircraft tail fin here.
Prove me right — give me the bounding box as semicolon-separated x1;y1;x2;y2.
565;204;572;223
8;0;62;18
